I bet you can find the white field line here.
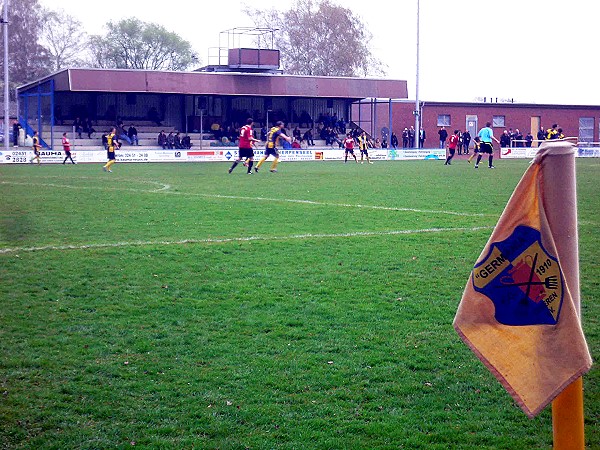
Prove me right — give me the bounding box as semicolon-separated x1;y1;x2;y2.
0;179;489;217
0;226;494;255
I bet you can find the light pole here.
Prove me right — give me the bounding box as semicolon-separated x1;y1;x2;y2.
2;0;9;152
414;0;420;149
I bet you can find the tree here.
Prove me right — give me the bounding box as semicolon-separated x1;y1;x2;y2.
0;0;52;100
246;0;385;77
39;8;88;72
88;18;198;71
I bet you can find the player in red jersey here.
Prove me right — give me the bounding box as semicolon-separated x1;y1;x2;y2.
62;132;75;164
229;118;259;174
343;133;358;163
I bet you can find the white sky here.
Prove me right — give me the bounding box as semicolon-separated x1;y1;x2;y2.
39;0;596;105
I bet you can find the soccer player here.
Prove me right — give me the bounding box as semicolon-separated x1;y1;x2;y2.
62;132;75;164
229;118;259;174
475;122;500;169
467;136;481;163
357;131;373;164
29;131;41;164
343;133;358;163
255;121;291;173
444;130;460;165
102;127;120;173
546;123;559;140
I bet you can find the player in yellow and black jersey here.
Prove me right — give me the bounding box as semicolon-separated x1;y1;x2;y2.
29;131;42;164
467;136;481;163
102;127;120;172
357;131;373;164
254;121;292;173
546;124;559;140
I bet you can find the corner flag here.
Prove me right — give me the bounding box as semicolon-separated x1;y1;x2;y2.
453;140;592;418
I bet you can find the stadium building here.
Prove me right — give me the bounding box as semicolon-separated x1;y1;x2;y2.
12;27;600;160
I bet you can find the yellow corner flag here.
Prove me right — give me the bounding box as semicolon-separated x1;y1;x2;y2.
453;140;592;419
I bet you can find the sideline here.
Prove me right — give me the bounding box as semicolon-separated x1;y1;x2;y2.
0;226;494;255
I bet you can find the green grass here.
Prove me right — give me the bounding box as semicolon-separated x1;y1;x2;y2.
0;159;598;449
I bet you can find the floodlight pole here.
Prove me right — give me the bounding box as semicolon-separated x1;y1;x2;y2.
2;0;9;152
414;0;420;149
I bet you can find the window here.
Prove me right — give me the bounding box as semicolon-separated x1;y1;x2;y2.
492;115;505;128
578;117;594;143
437;114;450;126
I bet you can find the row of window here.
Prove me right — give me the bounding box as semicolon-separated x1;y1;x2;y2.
437;114;510;128
437;115;597;142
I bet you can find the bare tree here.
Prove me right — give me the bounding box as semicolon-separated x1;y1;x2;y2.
245;0;385;77
39;8;88;71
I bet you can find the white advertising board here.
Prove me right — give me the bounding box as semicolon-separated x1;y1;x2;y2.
5;145;594;164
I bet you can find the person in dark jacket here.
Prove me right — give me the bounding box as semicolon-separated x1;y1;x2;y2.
438;127;448;149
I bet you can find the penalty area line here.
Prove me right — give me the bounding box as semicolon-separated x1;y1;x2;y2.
0;226;494;255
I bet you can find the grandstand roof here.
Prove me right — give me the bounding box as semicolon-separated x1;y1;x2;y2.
17;68;408;100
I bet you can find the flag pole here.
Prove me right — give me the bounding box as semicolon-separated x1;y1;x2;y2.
539;142;585;450
552;378;585;449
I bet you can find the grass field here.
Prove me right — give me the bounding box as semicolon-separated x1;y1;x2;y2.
0;158;598;449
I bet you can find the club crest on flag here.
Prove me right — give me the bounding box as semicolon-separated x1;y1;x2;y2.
471;225;563;326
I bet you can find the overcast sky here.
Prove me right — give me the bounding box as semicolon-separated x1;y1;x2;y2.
39;0;595;105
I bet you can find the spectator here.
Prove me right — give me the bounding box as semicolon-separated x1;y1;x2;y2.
525;132;533;147
537;127;545;146
293;126;301;141
419;127;426;148
128;125;139;146
85;118;96;139
499;130;511;148
73;117;83;139
438;126;448;149
462;130;471;154
174;132;182;149
303;128;314;146
12;120;21;147
514;129;524;147
166;132;175;149
116;122;132;145
338;117;346;134
157;130;167;149
291;138;301;149
390;132;398;149
211;122;221;140
408;126;416;147
402;128;409;148
182;135;192;149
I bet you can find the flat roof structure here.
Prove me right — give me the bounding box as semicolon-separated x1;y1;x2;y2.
18;68;408;100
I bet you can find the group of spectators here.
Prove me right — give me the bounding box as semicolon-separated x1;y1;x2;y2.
157;131;192;149
393;127;426;148
72;117;96;139
499;128;535;148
